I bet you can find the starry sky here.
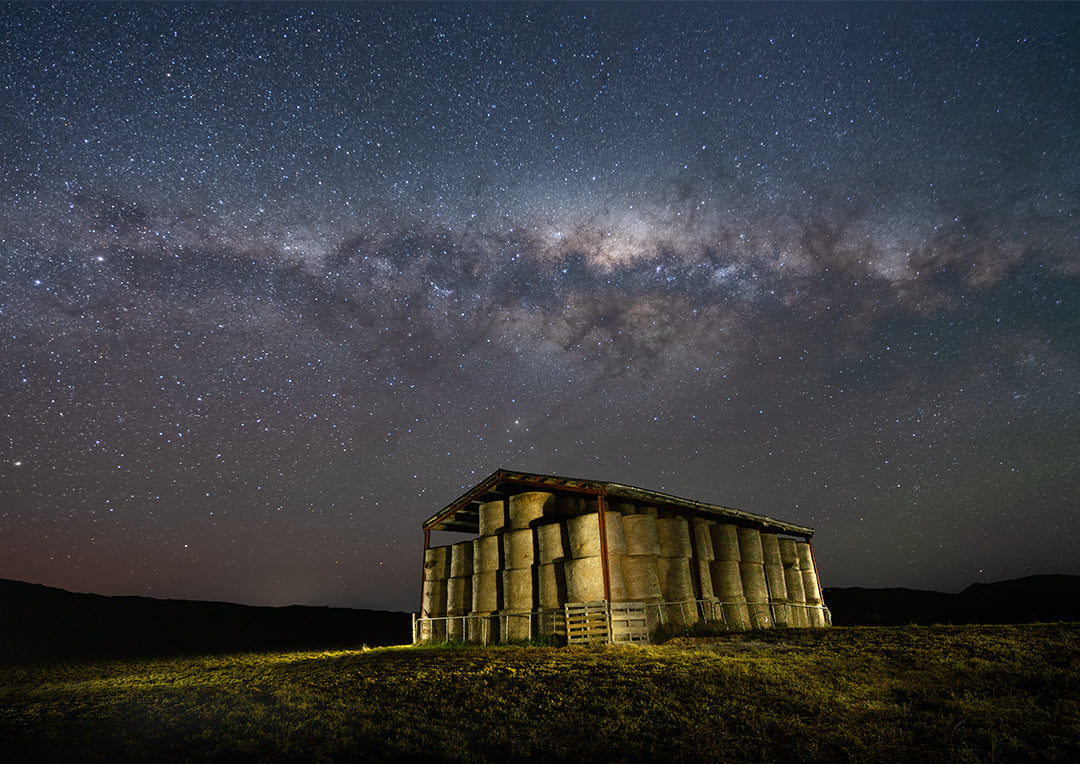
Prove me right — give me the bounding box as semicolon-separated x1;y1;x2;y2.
2;3;1078;611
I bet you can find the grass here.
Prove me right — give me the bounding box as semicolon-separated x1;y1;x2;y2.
2;624;1078;762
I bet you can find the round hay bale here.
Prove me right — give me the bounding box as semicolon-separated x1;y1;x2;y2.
692;517;716;561
784;565;806;603
761;533;787;603
699;597;724;625
446;576;471;616
564;556;605;602
478;499;506;537
770;602;792;629
418;617;444;643
472;570;499;613
501;566;535;611
509;491;553;529
536;608;564;639
657;516;692;558
710;524;741;561
797;542;821;604
779;537;800;568
423;545;451;579
621;554;662;602
657;556;695;601
449;541;474;579
537;561;566;609
567;513;601;559
709;559;745;601
503;528;535;570
765;561;788;603
466;613;495;644
603;511;628;556
784;563;809;627
761;533;782;567
536;520;566;564
737;527;764;563
622;514;660;557
606;552;627;602
801;570;822;605
473;534;500;572
657;599;701;626
740;561;771;629
722;602;752;631
501;611;533;641
697;559;715;599
446;614;466;641
799;540;820;626
746;603;771;629
740;561;769;603
422;577;448;618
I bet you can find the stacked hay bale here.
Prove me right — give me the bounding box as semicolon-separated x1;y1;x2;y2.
760;533;789;627
779;537;809;627
565;506;627;603
797;541;827;626
620;508;663;605
469;499;506;641
536;521;567;609
656;513;698;625
421;544;451;641
445;541;473;640
692;517;720;622
533;494;574;636
737;526;771;629
709;524;751;630
500;492;550;640
430;489;826;642
602;510;628;601
470;530;500;641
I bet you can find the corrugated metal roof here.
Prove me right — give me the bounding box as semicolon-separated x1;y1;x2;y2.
424;468;815;537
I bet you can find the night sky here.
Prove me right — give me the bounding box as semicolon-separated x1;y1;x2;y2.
2;3;1078;612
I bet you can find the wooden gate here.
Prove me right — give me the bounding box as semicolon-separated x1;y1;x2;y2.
565;601;649;645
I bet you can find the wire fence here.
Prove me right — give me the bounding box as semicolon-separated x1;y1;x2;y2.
412;599;831;645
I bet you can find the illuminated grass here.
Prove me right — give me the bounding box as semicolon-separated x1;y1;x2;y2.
2;624;1078;762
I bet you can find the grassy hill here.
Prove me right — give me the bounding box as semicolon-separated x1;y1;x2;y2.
2;624;1078;762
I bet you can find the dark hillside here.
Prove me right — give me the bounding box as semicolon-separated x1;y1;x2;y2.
825;574;1080;626
0;578;412;663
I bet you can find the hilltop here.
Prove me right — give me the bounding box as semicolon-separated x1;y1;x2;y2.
0;578;411;663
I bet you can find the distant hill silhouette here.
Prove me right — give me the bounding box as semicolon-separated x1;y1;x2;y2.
825;574;1080;626
5;575;1076;663
0;578;412;663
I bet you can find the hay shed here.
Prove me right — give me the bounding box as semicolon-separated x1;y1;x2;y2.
416;469;828;644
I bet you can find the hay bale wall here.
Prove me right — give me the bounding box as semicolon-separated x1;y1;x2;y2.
424;488;827;642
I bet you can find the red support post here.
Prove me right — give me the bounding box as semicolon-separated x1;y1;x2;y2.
597;490;611;602
420;528;431;614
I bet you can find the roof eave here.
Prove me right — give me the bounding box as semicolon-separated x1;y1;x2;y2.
423;469;815;538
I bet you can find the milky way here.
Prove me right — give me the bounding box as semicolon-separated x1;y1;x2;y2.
2;3;1078;610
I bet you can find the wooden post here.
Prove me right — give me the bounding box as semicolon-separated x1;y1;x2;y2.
597;490;611;602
